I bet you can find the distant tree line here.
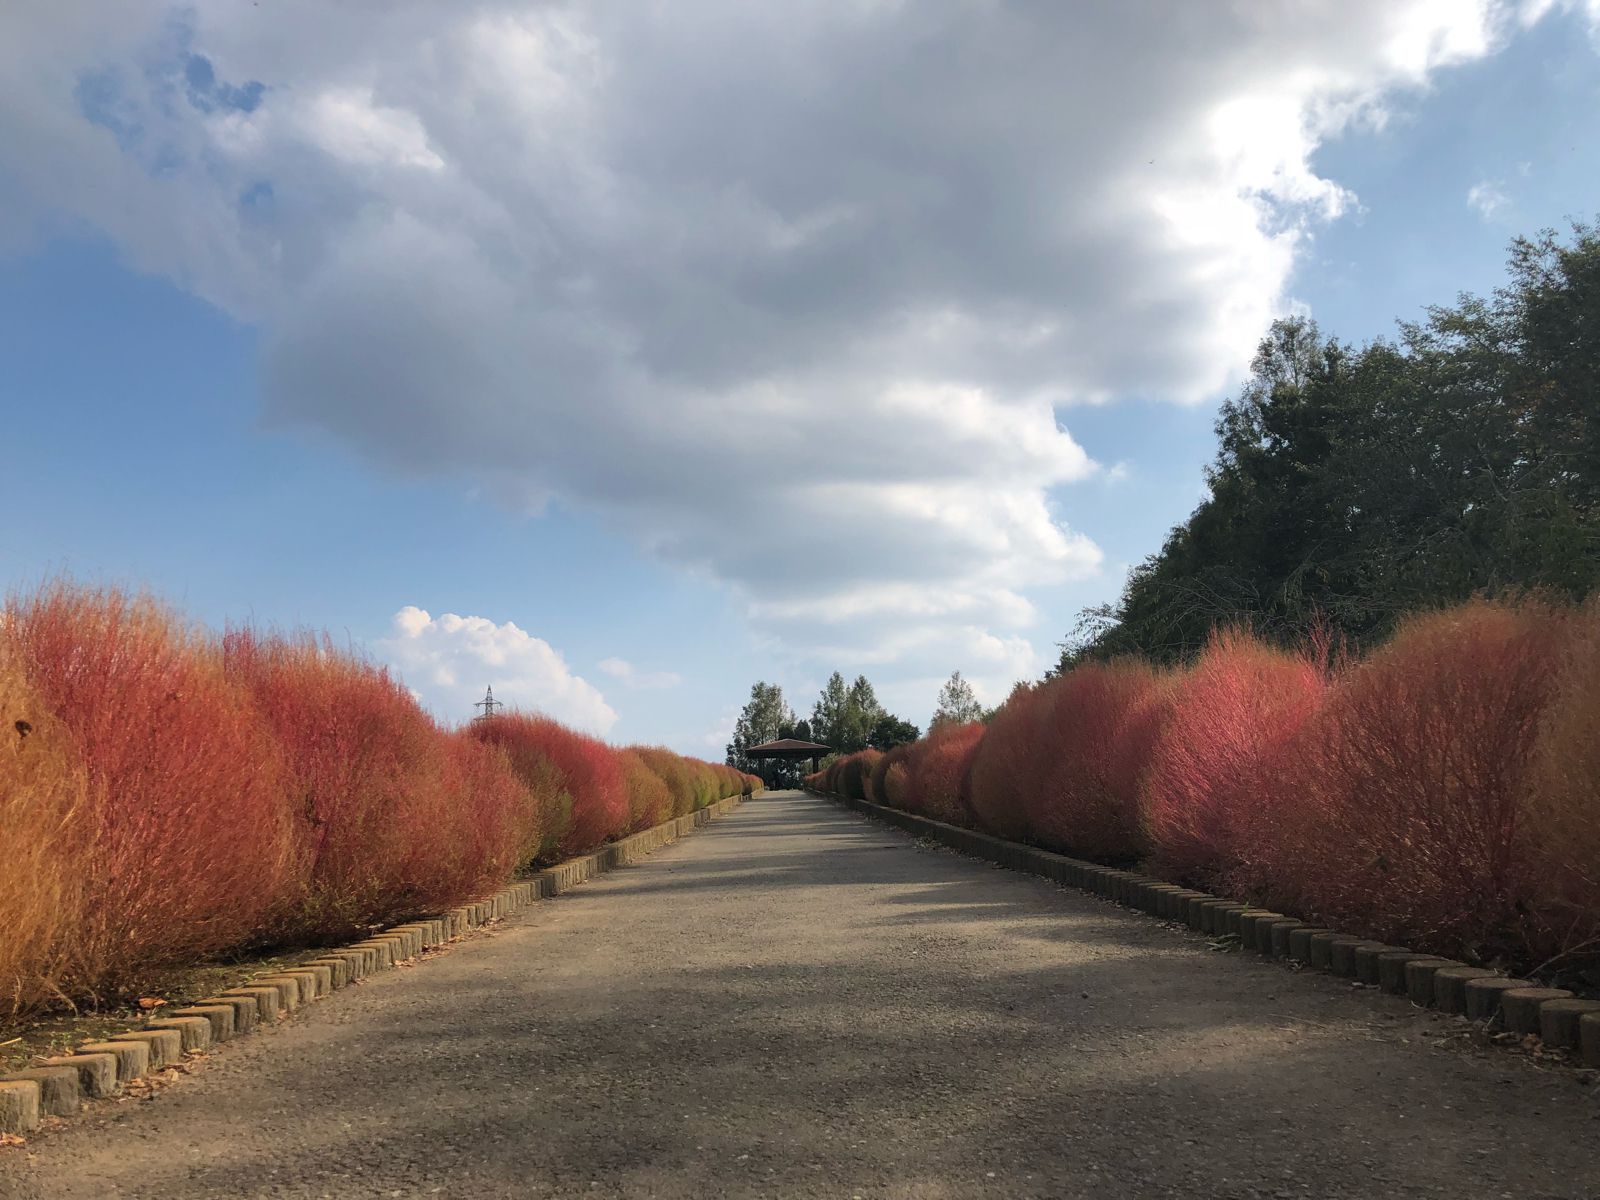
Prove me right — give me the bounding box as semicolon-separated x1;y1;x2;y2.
727;668;1003;784
726;672;920;784
1062;223;1600;668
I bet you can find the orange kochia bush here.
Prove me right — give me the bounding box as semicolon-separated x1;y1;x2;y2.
631;746;699;817
618;748;675;832
1526;602;1600;964
0;648;84;1017
4;585;294;997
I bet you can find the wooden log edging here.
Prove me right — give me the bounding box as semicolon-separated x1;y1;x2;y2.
812;788;1600;1067
0;792;751;1136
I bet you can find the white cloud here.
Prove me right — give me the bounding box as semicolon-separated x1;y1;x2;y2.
1517;0;1600;33
0;1;1550;679
597;656;682;690
303;87;446;170
1467;179;1512;221
381;606;617;734
700;705;740;752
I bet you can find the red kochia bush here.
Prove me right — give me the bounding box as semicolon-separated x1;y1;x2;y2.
473;713;628;856
1142;630;1326;889
6;585;293;996
1025;660;1167;863
425;733;529;904
1263;601;1571;963
471;714;573;860
223;629;482;941
537;717;629;851
904;721;985;825
966;683;1051;841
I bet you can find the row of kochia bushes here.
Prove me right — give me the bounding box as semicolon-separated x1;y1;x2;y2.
811;599;1600;979
0;582;759;1019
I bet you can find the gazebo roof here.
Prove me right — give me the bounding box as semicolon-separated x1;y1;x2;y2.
745;737;832;759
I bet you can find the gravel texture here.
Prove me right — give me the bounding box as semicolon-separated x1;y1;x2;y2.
4;792;1599;1199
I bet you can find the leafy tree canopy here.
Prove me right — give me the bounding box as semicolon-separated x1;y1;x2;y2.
931;670;986;728
726;681;794;779
867;712;920;750
1061;223;1600;668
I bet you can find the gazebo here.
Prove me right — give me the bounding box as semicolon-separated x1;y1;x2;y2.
744;737;833;778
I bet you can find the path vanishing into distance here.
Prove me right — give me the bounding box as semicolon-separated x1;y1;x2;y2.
4;792;1599;1199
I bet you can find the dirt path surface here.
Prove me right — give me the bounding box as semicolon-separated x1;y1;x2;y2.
4;792;1598;1199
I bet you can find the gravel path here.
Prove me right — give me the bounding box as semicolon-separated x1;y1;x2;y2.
4;792;1598;1199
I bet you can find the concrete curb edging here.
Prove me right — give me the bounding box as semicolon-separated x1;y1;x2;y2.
813;788;1600;1067
0;792;751;1135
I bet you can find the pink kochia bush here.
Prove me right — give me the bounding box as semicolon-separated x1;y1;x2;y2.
904;722;986;825
1255;601;1573;964
0;579;757;1021
1141;630;1327;889
822;598;1600;975
1026;660;1168;864
965;684;1050;842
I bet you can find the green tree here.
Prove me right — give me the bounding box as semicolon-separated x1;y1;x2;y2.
867;713;920;750
1060;222;1600;668
836;675;885;751
811;671;911;752
931;670;985;728
810;672;851;750
726;681;794;782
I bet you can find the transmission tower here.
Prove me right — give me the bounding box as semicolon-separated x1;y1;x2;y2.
473;685;504;723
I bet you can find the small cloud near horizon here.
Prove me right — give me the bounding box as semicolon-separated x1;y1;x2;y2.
598;656;683;690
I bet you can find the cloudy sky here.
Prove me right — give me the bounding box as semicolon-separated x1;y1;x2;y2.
3;0;1598;752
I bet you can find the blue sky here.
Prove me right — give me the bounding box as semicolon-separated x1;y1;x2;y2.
2;1;1597;754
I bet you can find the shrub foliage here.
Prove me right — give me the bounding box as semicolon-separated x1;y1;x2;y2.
810;598;1600;976
0;580;758;1020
